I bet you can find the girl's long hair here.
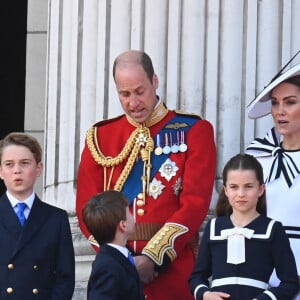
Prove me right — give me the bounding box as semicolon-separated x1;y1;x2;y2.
215;153;266;217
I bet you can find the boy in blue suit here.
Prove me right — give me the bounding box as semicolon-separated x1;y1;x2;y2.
0;132;75;299
82;190;145;300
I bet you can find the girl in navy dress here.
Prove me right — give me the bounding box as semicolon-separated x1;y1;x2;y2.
189;154;299;300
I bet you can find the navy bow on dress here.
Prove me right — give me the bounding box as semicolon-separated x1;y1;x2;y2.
246;127;300;188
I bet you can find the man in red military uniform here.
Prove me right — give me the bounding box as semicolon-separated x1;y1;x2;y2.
76;50;216;300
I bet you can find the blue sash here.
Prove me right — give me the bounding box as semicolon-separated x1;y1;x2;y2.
122;114;199;204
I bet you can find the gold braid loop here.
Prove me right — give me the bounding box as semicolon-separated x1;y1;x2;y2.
139;127;154;198
114;141;140;191
140;128;154;161
86;126;140;167
86;125;154;196
146;137;154;192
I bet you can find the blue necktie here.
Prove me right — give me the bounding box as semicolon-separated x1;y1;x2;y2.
128;253;135;266
16;202;27;226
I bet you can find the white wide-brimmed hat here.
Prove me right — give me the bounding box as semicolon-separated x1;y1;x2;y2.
247;63;300;119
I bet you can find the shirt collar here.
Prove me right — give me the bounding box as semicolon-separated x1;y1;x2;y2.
107;243;129;258
6;191;35;209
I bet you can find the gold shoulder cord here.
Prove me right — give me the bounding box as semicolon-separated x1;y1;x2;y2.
86;125;154;202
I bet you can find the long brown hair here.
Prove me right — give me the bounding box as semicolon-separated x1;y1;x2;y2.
282;74;300;88
215;154;266;217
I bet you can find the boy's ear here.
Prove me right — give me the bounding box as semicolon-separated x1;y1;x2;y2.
119;220;126;232
36;162;43;177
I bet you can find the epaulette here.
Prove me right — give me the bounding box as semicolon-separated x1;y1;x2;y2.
92;114;125;128
174;109;203;120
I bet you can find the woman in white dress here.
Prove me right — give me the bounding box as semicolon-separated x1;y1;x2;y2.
246;62;300;299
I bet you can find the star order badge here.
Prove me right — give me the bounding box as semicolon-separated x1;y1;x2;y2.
148;178;165;199
136;133;147;146
159;158;179;181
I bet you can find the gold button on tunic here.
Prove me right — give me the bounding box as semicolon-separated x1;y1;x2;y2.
32;288;39;294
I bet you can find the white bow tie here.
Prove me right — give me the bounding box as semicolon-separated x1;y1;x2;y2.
220;227;254;264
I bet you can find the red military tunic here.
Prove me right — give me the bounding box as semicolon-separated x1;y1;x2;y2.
76;102;216;300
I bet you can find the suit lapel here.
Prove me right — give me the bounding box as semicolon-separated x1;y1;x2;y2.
102;244;140;278
0;194;23;240
11;196;49;258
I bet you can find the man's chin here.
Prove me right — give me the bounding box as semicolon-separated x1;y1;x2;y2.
130;115;148;124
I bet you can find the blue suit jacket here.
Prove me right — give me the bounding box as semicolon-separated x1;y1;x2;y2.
87;244;145;300
0;193;75;299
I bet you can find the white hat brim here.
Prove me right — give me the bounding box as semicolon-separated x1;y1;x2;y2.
247;63;300;119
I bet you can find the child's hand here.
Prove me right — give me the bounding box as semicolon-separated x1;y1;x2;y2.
203;291;231;300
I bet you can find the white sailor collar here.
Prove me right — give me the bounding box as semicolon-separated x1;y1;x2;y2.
246;127;300;188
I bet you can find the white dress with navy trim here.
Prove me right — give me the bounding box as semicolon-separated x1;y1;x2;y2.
246;127;300;281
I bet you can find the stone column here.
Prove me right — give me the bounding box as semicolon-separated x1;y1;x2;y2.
44;1;300;299
45;0;99;298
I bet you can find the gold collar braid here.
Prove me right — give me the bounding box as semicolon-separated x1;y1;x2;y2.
126;101;168;127
86;124;154;202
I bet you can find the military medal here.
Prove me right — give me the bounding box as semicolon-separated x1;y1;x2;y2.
173;177;182;196
163;132;171;154
136;132;147;146
154;134;163;155
170;132;179;153
159;158;178;181
171;144;179;153
148;178;165;199
179;143;187;152
179;130;187;152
